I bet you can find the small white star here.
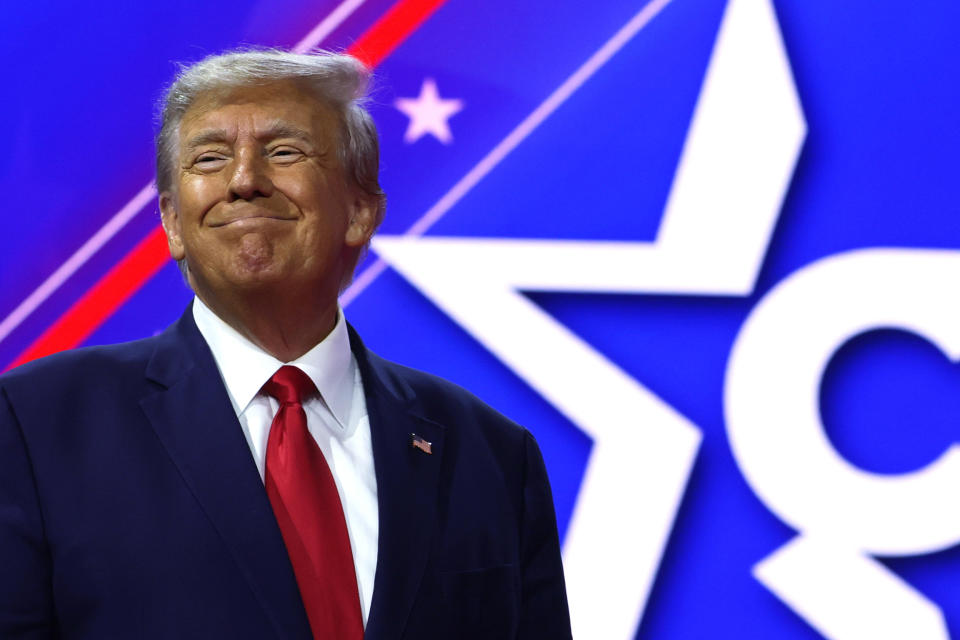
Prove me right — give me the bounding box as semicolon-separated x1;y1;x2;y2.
394;78;464;145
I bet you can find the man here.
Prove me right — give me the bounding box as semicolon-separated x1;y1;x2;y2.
0;50;572;639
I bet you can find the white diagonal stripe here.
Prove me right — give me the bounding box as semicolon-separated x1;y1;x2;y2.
294;0;367;53
0;183;156;345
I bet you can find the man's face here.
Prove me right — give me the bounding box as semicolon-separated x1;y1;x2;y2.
159;80;374;311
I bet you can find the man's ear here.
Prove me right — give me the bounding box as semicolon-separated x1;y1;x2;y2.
159;191;186;261
345;193;380;248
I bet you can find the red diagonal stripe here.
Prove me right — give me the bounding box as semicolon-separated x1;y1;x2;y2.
6;227;170;371
5;0;449;371
347;0;447;67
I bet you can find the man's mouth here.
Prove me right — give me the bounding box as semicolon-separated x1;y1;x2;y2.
209;208;296;227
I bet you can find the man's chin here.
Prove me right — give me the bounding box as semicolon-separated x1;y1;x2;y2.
189;264;290;302
223;268;290;293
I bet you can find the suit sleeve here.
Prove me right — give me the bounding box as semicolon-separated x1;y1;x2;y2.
517;431;573;639
0;387;56;638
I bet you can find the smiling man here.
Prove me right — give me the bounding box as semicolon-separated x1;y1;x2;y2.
161;79;368;363
0;50;571;639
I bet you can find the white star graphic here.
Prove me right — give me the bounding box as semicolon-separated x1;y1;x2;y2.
372;0;809;637
394;78;464;144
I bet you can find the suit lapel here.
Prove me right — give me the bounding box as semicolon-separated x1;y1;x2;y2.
351;328;446;640
139;308;313;640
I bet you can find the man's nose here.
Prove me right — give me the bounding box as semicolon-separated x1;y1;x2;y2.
228;150;274;201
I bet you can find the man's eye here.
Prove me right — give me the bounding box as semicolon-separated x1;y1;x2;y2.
270;148;302;160
196;155;224;164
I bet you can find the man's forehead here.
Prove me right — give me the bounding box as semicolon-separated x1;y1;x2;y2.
179;80;337;139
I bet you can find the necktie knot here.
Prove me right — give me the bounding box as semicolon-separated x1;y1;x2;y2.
263;365;316;405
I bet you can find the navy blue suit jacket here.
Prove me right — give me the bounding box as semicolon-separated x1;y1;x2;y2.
0;307;571;639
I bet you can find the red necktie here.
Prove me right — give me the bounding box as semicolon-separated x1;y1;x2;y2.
263;366;364;640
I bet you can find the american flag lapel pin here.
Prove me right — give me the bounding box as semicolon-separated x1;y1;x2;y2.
410;433;433;455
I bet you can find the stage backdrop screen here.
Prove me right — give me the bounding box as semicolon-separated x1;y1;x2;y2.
2;0;959;638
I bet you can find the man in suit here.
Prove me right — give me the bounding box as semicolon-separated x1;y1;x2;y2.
0;50;571;639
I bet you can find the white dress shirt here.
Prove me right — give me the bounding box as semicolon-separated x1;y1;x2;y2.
192;297;378;626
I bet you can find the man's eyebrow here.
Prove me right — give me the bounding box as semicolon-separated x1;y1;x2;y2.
258;121;315;144
181;123;318;153
182;129;229;152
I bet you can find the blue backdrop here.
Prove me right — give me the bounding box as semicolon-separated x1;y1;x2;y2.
2;1;959;638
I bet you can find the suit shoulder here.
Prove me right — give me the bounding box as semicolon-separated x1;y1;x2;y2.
367;352;526;441
0;336;160;395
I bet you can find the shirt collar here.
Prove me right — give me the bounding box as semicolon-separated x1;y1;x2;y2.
192;296;355;431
